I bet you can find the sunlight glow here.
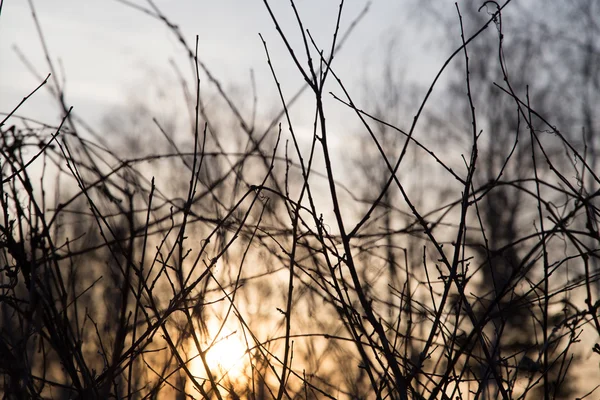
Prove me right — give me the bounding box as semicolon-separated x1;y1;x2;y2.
187;325;249;396
205;329;247;376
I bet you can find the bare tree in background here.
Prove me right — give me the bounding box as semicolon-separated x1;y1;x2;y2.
416;1;600;398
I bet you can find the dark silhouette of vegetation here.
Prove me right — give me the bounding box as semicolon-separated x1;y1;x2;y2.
1;1;599;399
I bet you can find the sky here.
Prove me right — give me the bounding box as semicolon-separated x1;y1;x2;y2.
0;0;447;135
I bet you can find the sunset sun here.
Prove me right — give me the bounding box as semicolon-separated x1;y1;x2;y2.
187;325;249;396
204;329;247;376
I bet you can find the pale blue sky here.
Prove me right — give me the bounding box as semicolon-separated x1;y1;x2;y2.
1;1;447;133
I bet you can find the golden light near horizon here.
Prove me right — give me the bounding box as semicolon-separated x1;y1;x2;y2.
204;329;247;377
187;325;249;396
